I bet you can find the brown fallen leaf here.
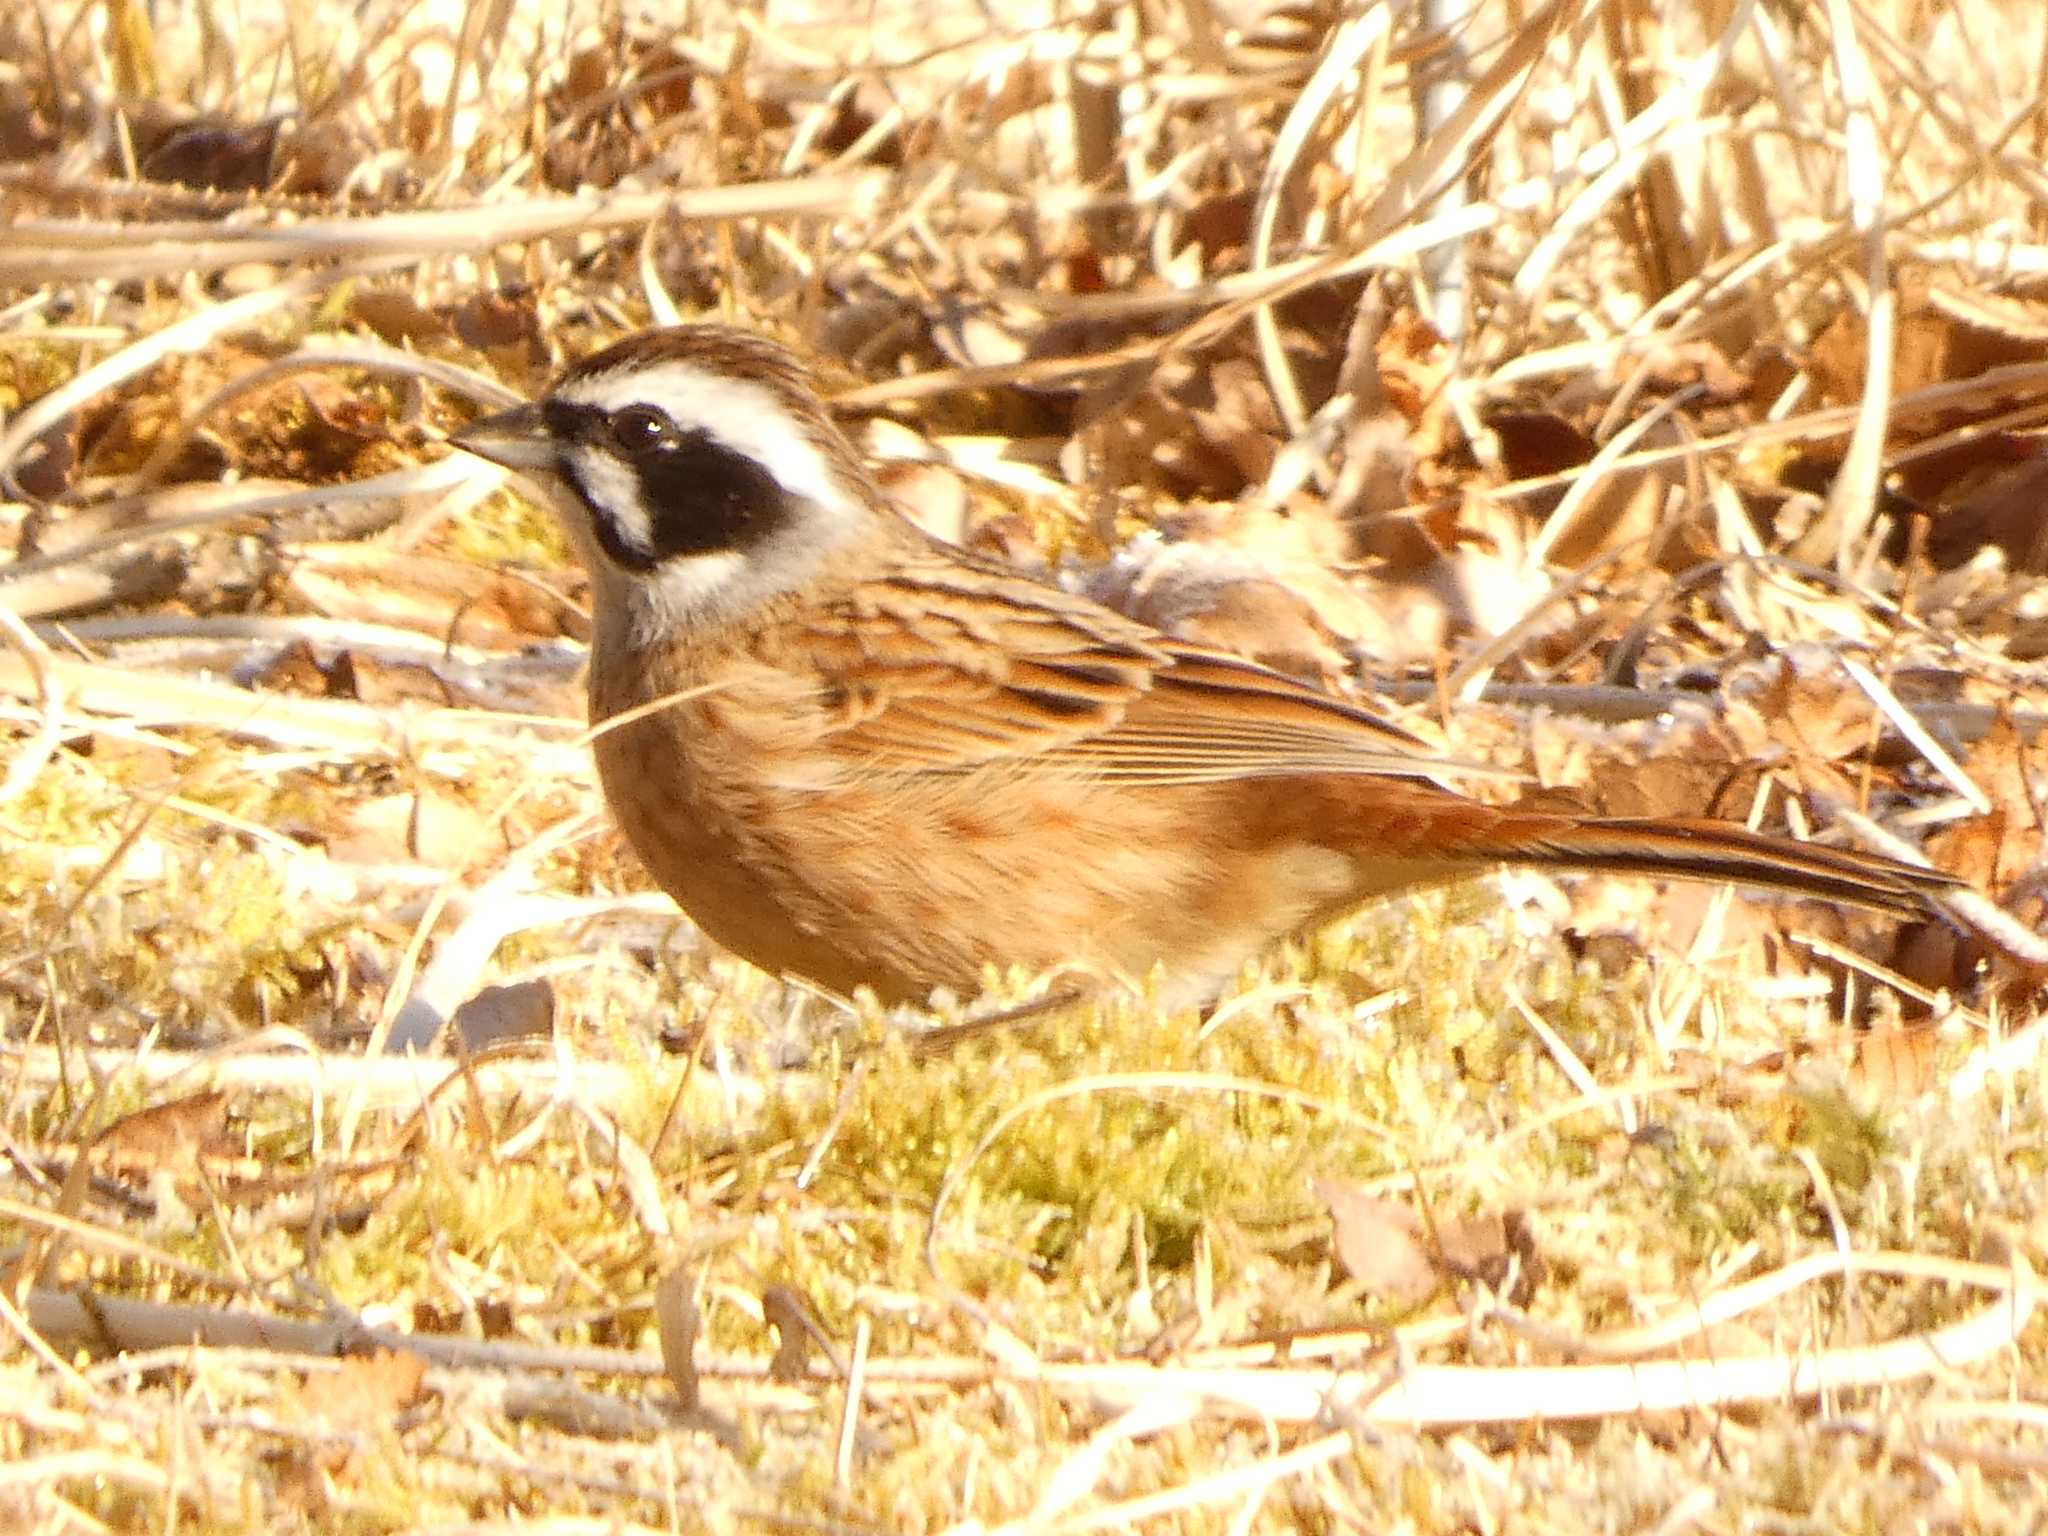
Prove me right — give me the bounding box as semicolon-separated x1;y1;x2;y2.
1639;338;1752;403
290;1348;430;1475
307;1348;430;1431
93;1091;235;1165
654;1269;701;1412
763;1284;829;1384
325;650;461;709
12;416;78;501
449;979;556;1052
1072;351;1285;500
1432;1208;1543;1307
140;115;279;192
1808;273;2048;412
1926;452;2048;572
450;288;546;373
1851;1025;1940;1100
1498;408;1709;570
1721;648;1882;790
1903;708;2048;999
248;638;333;697
874;456;971;545
284;546;589;648
1319;1179;1546;1309
1082;538;1352;683
1929;708;2045;893
1315;1181;1436;1307
271;117;370;198
322;790;494;869
1395;489;1558;651
1178;187;1253;270
348;287;455;348
251;640;463;709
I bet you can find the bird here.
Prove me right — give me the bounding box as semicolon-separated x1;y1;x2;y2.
449;324;1964;1009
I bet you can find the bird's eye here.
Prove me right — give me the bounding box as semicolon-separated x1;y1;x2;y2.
610;405;676;452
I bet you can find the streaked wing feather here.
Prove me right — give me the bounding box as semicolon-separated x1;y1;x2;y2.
803;559;1466;785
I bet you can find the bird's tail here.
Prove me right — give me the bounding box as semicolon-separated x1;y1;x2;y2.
1497;815;1963;917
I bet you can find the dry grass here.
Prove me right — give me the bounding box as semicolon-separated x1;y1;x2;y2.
2;0;2047;1530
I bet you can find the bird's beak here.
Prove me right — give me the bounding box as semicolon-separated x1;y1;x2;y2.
449;402;556;473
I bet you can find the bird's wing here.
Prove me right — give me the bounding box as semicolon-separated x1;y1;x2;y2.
798;559;1459;785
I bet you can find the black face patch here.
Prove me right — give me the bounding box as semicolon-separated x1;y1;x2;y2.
542;400;792;572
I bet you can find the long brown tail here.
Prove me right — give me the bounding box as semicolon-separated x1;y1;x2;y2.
1500;816;1964;917
1304;776;1965;916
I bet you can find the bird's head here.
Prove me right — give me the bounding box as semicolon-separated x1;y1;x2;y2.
452;325;882;634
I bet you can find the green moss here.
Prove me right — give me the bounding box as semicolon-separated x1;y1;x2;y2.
1782;1079;1892;1197
444;486;572;568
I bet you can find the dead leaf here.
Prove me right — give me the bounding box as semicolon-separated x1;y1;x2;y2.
1809;275;2048;410
1318;1180;1545;1308
654;1269;701;1411
1930;812;2016;894
1083;538;1351;682
325;650;460;708
300;1348;429;1440
451;289;543;359
1490;409;1595;482
1327;392;1416;531
1887;428;2038;517
1072;352;1284;499
1852;1025;1939;1099
1374;311;1451;433
810;79;903;166
348;288;454;348
1527;720;1767;823
272;118;368;198
540;40;702;190
249;640;470;709
249;638;333;697
280;1348;431;1479
762;1285;823;1384
12;417;77;501
284;546;588;648
1640;339;1752;403
140;116;279;192
952;58;1054;128
449;979;556;1051
1925;709;2045;894
1432;1208;1543;1306
875;458;970;545
1062;233;1108;296
1394;489;1556;649
323;790;493;869
93;1091;234;1164
0;80;57;161
1895;709;2048;998
1315;1181;1438;1305
1925;451;2048;572
1490;406;1719;569
1723;649;1881;770
1178;188;1252;268
1551;420;1699;569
